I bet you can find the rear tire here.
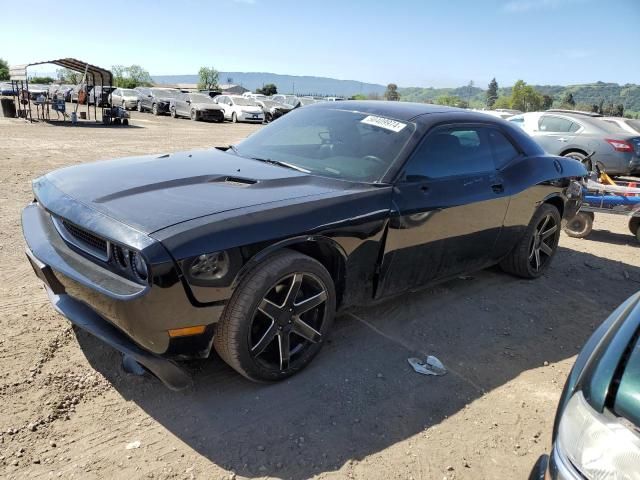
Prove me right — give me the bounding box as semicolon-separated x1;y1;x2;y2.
563;151;591;172
214;250;336;382
564;212;594;238
500;203;562;279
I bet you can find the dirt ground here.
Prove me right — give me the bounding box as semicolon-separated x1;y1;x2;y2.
1;111;639;480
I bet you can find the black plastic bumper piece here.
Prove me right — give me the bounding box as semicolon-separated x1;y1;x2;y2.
46;287;192;391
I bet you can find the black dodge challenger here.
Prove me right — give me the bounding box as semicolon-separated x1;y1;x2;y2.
22;101;586;389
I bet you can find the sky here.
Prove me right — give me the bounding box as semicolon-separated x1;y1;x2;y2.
1;0;639;88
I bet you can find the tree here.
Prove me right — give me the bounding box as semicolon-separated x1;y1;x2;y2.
563;92;576;107
57;68;80;84
29;76;55;84
198;66;219;91
351;94;367;100
486;77;498;108
0;58;9;81
493;96;512;109
466;80;474;106
256;83;277;96
542;95;553;110
367;92;381;100
384;83;400;101
111;65;153;88
510;80;543;112
435;95;463;107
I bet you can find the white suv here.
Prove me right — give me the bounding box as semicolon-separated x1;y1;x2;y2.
215;95;264;123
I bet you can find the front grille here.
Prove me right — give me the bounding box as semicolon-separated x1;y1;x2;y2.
52;216;110;261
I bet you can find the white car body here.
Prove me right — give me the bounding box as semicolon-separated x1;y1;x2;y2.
214;95;264;123
110;88;139;110
507;112;544;135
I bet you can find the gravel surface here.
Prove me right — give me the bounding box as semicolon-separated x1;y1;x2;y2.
1;111;639;479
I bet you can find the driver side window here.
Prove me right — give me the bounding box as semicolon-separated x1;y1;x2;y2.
404;126;495;181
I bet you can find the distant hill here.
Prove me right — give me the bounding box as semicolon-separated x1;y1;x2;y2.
153;72;386;97
399;82;640;114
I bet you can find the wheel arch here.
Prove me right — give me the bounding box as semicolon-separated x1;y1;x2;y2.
542;193;565;219
233;236;348;307
560;148;588;157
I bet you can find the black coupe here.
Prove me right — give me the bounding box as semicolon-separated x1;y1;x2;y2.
22;102;586;389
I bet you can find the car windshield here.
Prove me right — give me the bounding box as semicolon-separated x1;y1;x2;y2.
121;89;137;95
152;89;180;98
234;107;416;182
190;94;214;103
233;97;258;106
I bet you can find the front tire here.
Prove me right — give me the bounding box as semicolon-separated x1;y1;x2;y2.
214;250;336;382
190;109;197;121
152;103;159;115
231;112;238;123
630;217;640;243
137;101;143;112
500;203;561;278
170;107;177;118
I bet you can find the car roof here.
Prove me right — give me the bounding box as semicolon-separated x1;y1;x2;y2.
307;100;459;121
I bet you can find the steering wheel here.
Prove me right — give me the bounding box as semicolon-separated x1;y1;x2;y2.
361;155;385;165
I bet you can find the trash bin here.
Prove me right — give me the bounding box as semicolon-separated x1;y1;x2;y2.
1;98;16;118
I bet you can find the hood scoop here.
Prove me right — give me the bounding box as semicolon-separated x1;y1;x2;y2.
220;176;257;187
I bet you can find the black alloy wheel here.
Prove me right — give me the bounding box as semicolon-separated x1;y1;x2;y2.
500;203;561;279
528;212;559;272
214;250;336;381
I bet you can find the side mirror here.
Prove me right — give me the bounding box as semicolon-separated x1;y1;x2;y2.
186;100;191;104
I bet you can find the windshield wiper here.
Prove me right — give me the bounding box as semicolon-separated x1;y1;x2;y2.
247;156;311;173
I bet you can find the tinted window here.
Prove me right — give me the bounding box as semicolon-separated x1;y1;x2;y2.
404;126;495;180
488;129;519;169
538;115;574;132
568;121;581;132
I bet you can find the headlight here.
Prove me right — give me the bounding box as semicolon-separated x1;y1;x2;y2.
131;251;148;281
567;180;583;199
189;252;229;281
557;391;640;478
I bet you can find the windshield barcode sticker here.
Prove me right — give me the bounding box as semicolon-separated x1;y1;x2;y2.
360;115;406;132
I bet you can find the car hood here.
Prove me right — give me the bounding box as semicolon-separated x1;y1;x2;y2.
35;149;352;234
192;103;223;111
238;106;262;113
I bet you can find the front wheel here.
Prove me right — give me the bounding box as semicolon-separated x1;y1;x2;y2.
137;101;142;112
152;103;159;115
231;112;238;123
170;107;177;118
190;109;197;121
500;203;562;279
214;250;336;382
630;217;640;243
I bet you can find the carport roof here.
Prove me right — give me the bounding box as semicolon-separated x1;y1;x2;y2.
9;58;113;84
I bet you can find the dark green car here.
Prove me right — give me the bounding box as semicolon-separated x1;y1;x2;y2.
530;291;640;479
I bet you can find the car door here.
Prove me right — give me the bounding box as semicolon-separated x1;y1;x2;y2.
531;114;581;154
174;93;186;116
217;96;230;119
377;124;510;297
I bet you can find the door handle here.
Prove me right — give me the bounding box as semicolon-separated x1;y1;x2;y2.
420;185;429;193
557;137;568;142
491;183;504;194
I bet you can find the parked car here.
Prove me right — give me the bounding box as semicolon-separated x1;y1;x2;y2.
89;86;116;107
325;97;345;102
508;110;640;176
214;94;264;123
135;87;180;115
50;84;74;102
602;116;640;135
242;92;267;100
22;102;586;389
529;291;640;480
272;94;299;107
170;92;225;122
109;88;139;110
0;83;15;95
254;98;293;122
199;89;222;98
298;97;317;106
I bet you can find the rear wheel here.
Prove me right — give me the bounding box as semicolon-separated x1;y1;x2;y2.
500;203;562;279
563;151;591;172
121;100;126;110
564;212;594;238
214;250;336;382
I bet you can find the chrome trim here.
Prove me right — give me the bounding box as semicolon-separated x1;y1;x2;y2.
51;215;111;262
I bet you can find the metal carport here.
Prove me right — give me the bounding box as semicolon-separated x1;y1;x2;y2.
9;58;113;122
